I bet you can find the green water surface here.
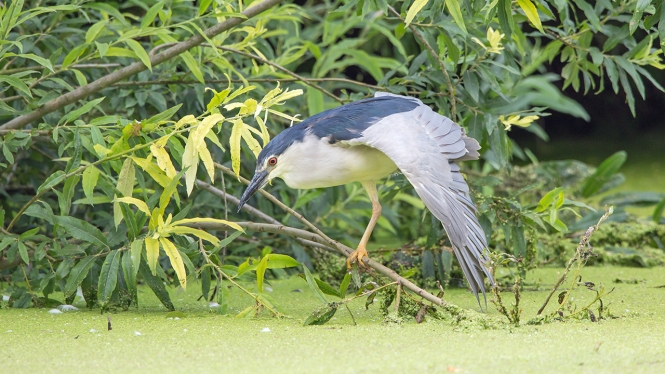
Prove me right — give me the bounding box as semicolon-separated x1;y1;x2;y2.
1;266;664;373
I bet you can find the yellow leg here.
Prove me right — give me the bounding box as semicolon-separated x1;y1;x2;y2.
347;181;382;269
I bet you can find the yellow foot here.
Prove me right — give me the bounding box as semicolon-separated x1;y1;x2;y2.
346;247;370;269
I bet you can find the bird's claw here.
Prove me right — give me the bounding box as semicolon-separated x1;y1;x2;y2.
346;247;370;270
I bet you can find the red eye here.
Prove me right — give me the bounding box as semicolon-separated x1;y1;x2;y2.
268;157;277;166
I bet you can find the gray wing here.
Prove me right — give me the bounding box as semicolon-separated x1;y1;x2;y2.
351;92;494;304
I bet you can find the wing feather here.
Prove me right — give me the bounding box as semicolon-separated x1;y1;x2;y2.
353;93;494;305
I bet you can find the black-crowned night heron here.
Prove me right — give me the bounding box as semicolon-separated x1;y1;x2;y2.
238;92;494;302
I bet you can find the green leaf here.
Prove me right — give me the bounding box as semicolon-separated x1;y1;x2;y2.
59;175;80;216
9;53;54;72
85;20;107;43
85;2;128;25
142;104;182;130
629;0;651;35
125;39;152;72
306;87;324;117
405;0;429;27
82;166;100;204
122;251;138;306
497;0;513;40
303;305;338;326
339;273;351;297
395;23;406;39
265;254;300;269
140;1;164;29
54;215;108;248
653;198;665;222
138;259;175;311
517;0;544;32
61;44;87;69
97;250;121;308
536;187;563;212
17;241;28;264
581;151;627;197
444;0;467;34
58;97;105;126
572;0;600;31
95;42;109;58
19;227;39;240
201;266;211;300
64;256;97;297
256;255;268;293
114;157;135;227
199;0;213;15
210;231;243;255
130;239;143;277
180;51;204;83
0;75;32;98
302;266;328;304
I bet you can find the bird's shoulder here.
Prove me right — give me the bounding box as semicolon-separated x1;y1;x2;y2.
302;96;419;144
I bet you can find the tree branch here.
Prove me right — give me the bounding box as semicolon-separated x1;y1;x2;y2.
211;45;345;104
387;6;457;121
0;0;284;130
194;178;335;253
212;162;446;306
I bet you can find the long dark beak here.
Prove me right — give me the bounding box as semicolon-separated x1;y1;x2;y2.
237;170;269;212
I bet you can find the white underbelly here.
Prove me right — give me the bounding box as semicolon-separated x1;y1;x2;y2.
278;137;398;189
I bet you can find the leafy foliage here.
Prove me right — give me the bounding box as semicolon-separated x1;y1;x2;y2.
1;0;664;318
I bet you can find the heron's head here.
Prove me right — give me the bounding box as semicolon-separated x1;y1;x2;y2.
237;125;305;211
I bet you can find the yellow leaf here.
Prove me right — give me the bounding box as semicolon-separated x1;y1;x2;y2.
198;142;215;182
265;88;303;107
159;238;187;289
230;119;244;177
260;84;282;107
150;136;177;178
113;197;151;216
149;207;160;231
93;144;111;158
173;218;244;232
132;156;171;188
266;109;302;123
239;98;257;116
114;157;135;228
517;0;544;33
183;113;224;195
168;226;220;246
145;237;160;275
499;114;539;130
405;0;429;27
255;115;270;147
241;125;262;158
175;114;197;130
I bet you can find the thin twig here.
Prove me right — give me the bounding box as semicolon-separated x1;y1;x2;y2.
536;207;614;315
213;162;446;306
195;179;334;253
210;45;344;104
0;63;122;75
387;5;456;121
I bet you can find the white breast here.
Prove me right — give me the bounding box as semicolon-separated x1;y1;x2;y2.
276;134;398;189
